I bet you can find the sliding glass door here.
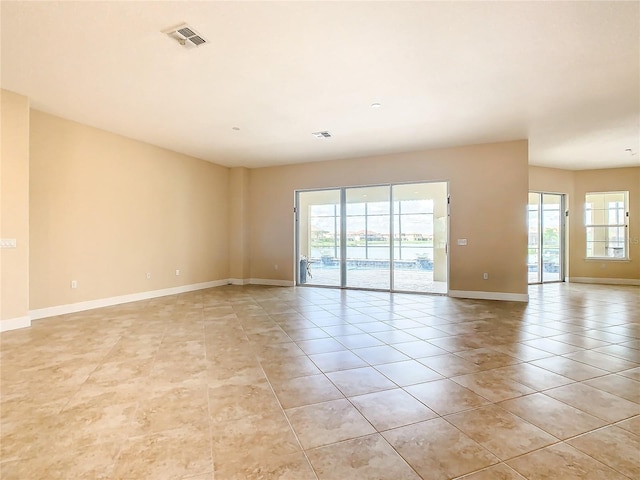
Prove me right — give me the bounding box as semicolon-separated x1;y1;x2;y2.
296;189;341;287
392;183;448;293
528;192;564;283
296;182;448;293
345;186;391;290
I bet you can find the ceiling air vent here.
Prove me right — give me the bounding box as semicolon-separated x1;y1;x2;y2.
312;131;332;138
163;23;208;48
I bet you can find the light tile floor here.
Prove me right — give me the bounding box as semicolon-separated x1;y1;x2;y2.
1;282;639;479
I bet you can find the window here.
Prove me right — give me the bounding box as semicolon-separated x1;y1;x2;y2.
585;191;629;259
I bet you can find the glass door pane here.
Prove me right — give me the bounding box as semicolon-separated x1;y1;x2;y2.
528;193;541;283
297;189;341;287
542;193;562;282
392;182;447;293
345;186;390;290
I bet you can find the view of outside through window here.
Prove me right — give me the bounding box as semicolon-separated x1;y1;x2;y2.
528;192;563;283
297;183;448;293
585;191;628;258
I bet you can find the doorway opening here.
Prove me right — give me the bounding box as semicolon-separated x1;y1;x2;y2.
296;182;448;294
527;192;566;284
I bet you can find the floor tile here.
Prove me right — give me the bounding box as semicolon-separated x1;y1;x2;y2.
619;366;640;381
375;360;443;386
296;337;347;355
498;393;607;439
212;409;301;459
335;333;385;349
563;350;638;372
488;343;553;362
391;340;449;358
451;370;534;402
454;348;521;370
585;373;640;403
284;327;330;341
405;378;489;415
285;398;375;449
308;350;369;372
352;345;411;365
615;415;640;435
307;434;421;480
446;404;557;460
491;363;574;391
112;426;212;479
457;463;526;479
507;443;629;480
544;382;640;422
260;356;322;381
208;380;279;424
531;356;609;381
416;353;482;377
567;425;640;479
594;344;640;362
370;330;420;344
2;283;638;480
213;452;316;480
270;374;344;409
382;417;498;480
521;338;582;355
326;366;396;396
349;388;437;431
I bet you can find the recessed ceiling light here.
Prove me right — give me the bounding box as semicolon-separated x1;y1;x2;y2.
370;103;381;109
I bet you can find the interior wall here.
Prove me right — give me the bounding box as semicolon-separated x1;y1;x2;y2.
228;167;250;281
0;90;30;324
249;140;529;296
570;167;640;281
29;111;230;310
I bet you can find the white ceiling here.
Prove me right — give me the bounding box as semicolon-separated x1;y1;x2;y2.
2;1;639;170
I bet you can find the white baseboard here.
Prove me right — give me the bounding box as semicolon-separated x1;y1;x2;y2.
449;290;529;302
29;279;230;321
228;278;249;285
249;278;295;287
569;277;640;286
0;315;31;332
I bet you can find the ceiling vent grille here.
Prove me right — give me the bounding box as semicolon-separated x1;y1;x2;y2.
163;24;208;48
312;131;332;138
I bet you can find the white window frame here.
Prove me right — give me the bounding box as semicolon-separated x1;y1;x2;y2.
585;191;629;260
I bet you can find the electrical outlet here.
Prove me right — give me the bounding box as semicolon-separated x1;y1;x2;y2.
483;273;489;280
175;269;180;276
0;238;17;248
146;273;151;279
71;280;78;289
274;264;279;270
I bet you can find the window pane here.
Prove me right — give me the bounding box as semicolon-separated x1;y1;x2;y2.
346;202;365;216
400;199;433;214
310;204;336;216
585;191;628;258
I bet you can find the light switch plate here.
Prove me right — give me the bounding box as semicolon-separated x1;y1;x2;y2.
457;238;468;246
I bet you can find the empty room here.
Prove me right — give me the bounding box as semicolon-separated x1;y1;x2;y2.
1;1;639;479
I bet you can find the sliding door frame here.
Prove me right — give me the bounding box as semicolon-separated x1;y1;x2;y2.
295;181;449;294
528;191;566;284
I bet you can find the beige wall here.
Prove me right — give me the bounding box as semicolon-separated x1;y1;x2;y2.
30;111;230;310
228;167;250;280
249;140;529;296
570;167;640;281
1;90;30;323
529;166;575;195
